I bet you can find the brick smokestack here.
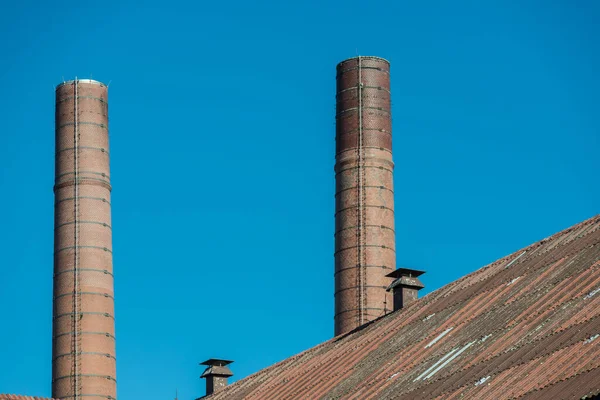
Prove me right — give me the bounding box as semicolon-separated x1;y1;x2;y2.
334;57;395;336
53;79;116;400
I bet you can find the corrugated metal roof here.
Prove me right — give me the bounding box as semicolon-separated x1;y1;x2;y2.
0;395;56;400
206;215;600;399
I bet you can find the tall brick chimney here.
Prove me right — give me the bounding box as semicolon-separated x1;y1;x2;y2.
200;359;233;396
334;56;395;336
53;79;116;400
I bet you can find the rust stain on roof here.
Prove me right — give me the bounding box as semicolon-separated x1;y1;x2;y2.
0;395;56;400
206;215;600;399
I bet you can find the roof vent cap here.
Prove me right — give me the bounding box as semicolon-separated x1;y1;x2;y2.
199;358;234;397
386;268;425;311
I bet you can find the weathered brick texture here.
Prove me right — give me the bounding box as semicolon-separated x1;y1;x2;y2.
334;57;395;336
53;80;116;400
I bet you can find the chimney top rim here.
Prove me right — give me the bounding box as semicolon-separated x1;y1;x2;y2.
56;79;107;90
337;56;390;67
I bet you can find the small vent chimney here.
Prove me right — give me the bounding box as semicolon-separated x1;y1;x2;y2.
200;359;233;396
386;268;425;311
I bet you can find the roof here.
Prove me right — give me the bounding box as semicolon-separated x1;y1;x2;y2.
206;214;600;399
0;395;56;400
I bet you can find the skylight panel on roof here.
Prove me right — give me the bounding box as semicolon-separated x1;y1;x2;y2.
474;375;491;386
422;313;436;321
414;333;494;383
424;327;453;349
480;334;492;342
504;251;527;269
585;287;599;299
413;348;460;382
422;341;476;380
506;276;521;286
584;334;598;344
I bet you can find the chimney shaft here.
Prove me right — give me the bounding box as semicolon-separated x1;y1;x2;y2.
386;268;425;311
334;56;395;335
200;359;233;396
52;79;116;400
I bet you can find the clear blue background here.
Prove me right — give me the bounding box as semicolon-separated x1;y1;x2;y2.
0;1;598;399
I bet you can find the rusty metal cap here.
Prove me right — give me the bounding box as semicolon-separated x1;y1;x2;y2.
200;359;233;367
386;268;425;279
200;365;233;378
200;359;234;378
386;268;426;292
386;276;425;292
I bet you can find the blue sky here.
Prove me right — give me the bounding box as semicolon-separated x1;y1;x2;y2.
0;1;598;399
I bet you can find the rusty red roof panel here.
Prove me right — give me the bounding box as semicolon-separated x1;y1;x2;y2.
0;395;56;400
206;215;600;399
